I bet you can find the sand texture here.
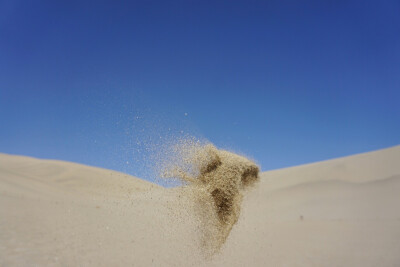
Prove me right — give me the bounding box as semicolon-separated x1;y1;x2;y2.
1;145;400;266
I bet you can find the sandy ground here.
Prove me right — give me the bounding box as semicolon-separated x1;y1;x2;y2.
1;146;400;266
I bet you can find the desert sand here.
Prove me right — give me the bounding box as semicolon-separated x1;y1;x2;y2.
1;145;400;266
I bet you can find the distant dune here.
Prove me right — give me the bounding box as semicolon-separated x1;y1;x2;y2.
1;146;400;266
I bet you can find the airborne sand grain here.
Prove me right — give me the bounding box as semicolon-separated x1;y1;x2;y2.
160;140;259;255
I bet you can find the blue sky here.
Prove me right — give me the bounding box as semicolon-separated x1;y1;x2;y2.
1;1;399;181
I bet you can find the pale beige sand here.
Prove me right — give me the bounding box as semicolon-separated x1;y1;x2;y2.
1;145;400;266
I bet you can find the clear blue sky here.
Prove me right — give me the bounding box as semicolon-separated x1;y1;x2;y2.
1;1;399;181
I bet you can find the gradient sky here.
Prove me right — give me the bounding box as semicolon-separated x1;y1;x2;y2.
1;1;399;182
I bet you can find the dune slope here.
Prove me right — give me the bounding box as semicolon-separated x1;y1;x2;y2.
1;146;400;266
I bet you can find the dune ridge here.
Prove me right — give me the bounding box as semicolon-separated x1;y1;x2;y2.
1;145;399;266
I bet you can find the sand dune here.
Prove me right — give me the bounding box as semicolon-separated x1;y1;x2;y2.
1;146;400;266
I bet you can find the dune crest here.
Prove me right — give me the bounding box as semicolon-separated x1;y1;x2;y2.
1;146;399;266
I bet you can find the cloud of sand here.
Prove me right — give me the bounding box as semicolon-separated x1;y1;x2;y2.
160;138;260;255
